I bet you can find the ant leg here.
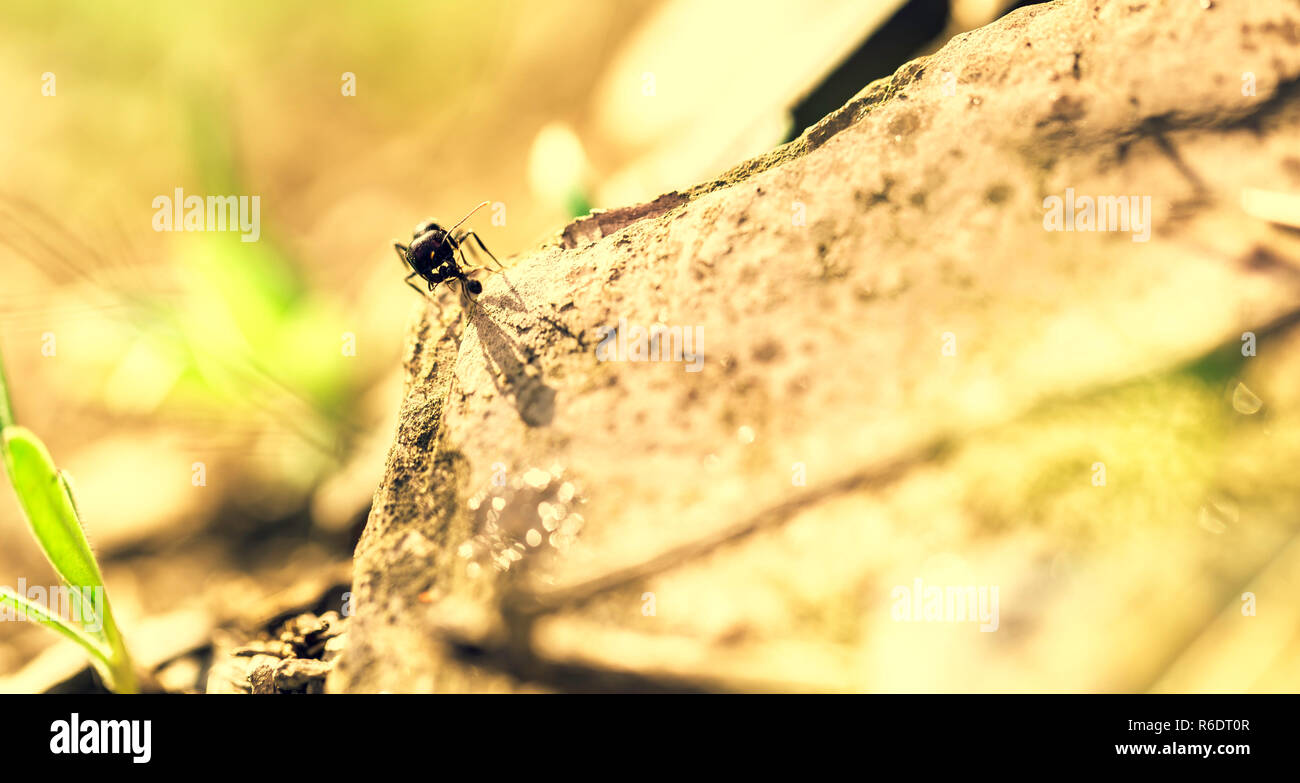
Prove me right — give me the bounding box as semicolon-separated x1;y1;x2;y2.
394;242;412;267
456;230;504;271
404;272;435;300
454;241;474;274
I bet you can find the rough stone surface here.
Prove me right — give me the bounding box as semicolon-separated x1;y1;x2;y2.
331;0;1300;693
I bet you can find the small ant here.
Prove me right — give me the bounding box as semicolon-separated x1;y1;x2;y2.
394;200;503;310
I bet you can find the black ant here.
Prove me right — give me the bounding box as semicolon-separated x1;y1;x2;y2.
394;200;503;310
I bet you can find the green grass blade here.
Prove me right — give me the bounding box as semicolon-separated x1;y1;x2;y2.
0;588;113;669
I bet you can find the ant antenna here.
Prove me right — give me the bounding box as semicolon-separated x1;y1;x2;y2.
431;200;491;250
448;200;490;234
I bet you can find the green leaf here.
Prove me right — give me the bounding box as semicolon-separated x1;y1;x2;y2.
0;425;137;692
1;427;106;593
0;588;113;670
0;337;136;691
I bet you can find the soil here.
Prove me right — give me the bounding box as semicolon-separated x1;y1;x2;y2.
206;609;348;695
22;574;351;695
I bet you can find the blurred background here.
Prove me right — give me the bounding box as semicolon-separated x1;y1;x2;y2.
0;0;1043;687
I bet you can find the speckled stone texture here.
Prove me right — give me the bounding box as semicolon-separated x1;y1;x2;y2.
332;0;1300;693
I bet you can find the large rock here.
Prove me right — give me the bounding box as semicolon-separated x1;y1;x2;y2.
331;0;1300;693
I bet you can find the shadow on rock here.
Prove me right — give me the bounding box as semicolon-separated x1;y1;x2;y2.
469;308;557;427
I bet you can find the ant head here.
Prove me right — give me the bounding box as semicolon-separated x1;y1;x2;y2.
466;279;483;296
414;220;445;238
